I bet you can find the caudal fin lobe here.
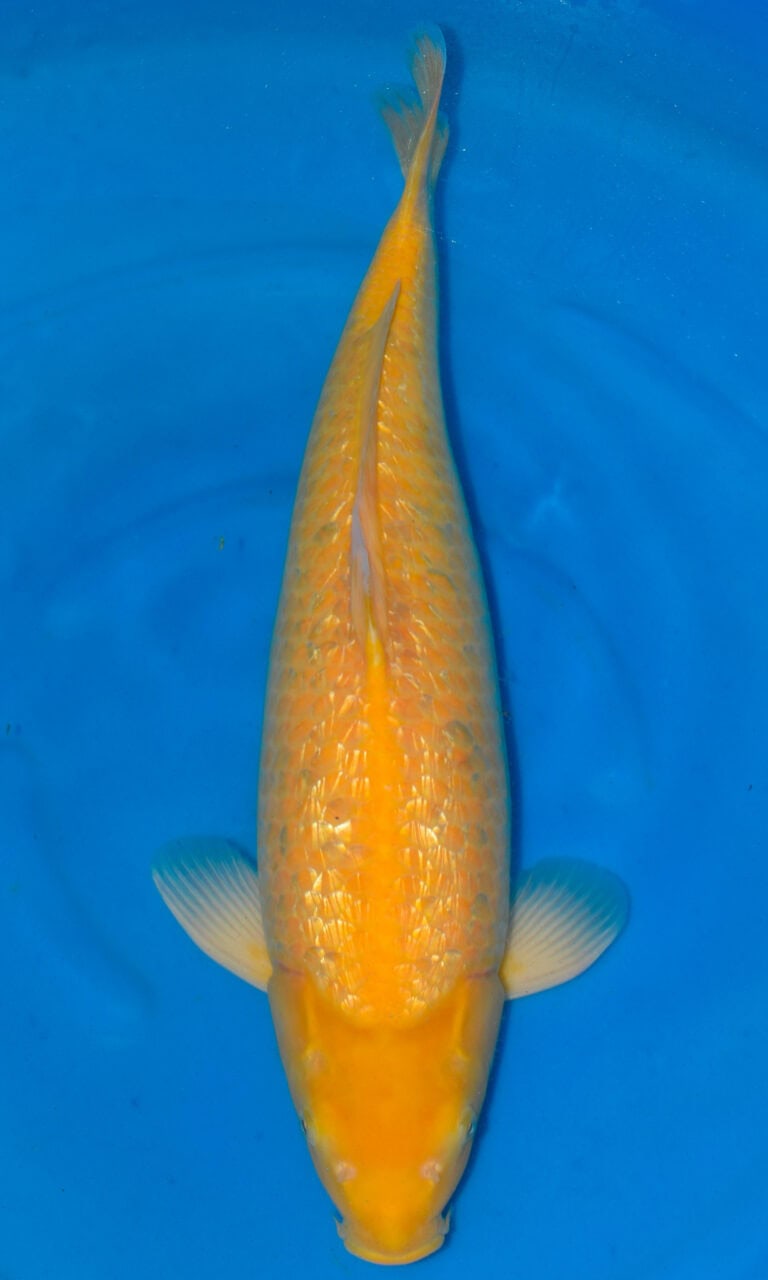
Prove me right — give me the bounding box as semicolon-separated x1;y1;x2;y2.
380;27;449;194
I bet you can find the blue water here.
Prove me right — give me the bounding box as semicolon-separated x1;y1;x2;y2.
3;2;767;1277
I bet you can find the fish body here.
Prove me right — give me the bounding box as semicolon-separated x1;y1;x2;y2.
258;33;507;1259
153;30;628;1266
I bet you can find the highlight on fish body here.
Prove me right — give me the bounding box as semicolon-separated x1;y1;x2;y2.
152;28;629;1266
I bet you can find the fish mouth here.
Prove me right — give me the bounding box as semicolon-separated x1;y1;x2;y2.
339;1215;448;1266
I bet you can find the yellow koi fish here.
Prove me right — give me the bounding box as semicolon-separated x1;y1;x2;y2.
154;29;628;1266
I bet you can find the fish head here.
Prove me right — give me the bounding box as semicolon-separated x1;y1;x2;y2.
269;967;504;1263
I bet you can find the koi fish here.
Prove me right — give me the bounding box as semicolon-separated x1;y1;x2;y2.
153;29;628;1266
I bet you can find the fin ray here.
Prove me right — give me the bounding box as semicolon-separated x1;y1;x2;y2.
152;837;271;990
379;27;448;189
500;858;629;999
350;284;400;654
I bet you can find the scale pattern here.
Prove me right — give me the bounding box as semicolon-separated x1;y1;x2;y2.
258;172;509;1027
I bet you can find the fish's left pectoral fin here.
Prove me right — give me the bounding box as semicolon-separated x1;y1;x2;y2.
152;837;271;991
500;858;629;999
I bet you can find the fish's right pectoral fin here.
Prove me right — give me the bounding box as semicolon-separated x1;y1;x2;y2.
500;858;629;999
152;837;271;991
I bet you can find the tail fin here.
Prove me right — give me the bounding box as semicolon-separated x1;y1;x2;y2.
380;27;449;193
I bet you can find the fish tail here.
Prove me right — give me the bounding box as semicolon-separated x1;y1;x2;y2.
380;27;449;195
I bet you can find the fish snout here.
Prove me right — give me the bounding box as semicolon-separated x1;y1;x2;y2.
339;1208;448;1265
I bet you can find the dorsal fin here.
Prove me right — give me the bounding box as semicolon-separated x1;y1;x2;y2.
350;284;400;658
379;27;449;193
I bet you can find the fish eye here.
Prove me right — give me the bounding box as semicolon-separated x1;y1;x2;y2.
299;1113;320;1148
459;1108;478;1145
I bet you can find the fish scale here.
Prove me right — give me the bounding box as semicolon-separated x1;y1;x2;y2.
258;97;509;1026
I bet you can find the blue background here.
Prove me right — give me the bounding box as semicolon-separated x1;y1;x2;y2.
2;2;767;1277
